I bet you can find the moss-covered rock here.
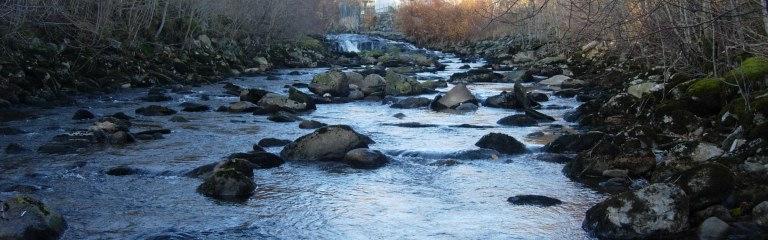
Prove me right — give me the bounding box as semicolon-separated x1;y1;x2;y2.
0;195;67;240
725;56;768;82
384;71;426;96
309;70;349;97
686;77;731;115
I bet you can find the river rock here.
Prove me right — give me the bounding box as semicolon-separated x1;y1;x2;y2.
281;125;374;161
564;134;655;180
584;183;690;239
239;88;270;103
528;92;548;102
228;152;285;169
180;102;209;112
258;93;309;112
72;109;95;120
5;143;26;154
524;109;555;122
497;114;538;126
0;195;67;240
136;105;177;116
288;87;316;110
754;201;768;226
344;148;389;169
421;80;448;90
698;217;730;240
268;111;302;122
430;84;478;111
227;101;258;113
258;138;291;147
507;195;563;207
539;75;585;88
197;169;255;200
675;163;734;210
106;165;142;176
449;69;503;83
384;71;426;96
355;74;386;95
299;120;327;129
310;71;349;97
475;133;527;155
543;132;605;153
391;97;431;109
483;91;540;110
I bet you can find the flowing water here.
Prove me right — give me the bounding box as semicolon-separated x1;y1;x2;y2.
0;35;603;239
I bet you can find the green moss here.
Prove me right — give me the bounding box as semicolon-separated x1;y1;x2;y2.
294;36;324;51
360;50;384;59
753;97;768;115
687;78;725;97
725;57;768;82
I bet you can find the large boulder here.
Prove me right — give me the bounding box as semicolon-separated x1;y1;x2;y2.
475;133;527;155
497;114;538;127
239;88;270;103
539;75;585;88
280;125;374;161
584;183;690;239
0;195;67;240
754;201;768;226
226;101;258;113
357;74;386;95
344;148;389;169
288;87;316;110
197;169;255;200
449;69;503;83
310;71;349;97
384;71;426;96
675;163;734;210
429;84;478;111
257;93;310;112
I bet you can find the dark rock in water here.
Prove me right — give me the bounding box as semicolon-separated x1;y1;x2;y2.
288;87;316;110
266;75;280;81
310;71;349;97
281;125;373;161
197;169;255;200
446;149;500;160
430;84;479;112
38;131;97;154
524;109;556;122
544;105;569;110
393;113;406;119
674;163;734;211
449;69;503;83
391;97;431;109
111;112;133;120
507;195;563;207
252;144;266;153
258;138;291;147
268;111;302;122
554;89;578;98
528;92;548;102
72;109;95;120
239;88;271;104
228;152;284;169
136;105;177;116
344;148;389;169
421;80;448;90
429;159;462;166
257;93;312;112
497;115;538;127
223;83;243;96
0;127;25;135
292;83;309;88
451;124;494;129
350;74;386;95
106;166;142;176
0;195;67;240
459;64;471;69
185;162;218;178
383;122;439;128
543;131;605;153
483;91;540;110
169;116;189;122
180;103;209;112
135;129;171;136
475;133;527;155
141;93;172;102
534;153;574;164
299;120;327;129
226;101;258;113
144;231;199;240
5;143;26;154
2;184;43;194
584;183;690;239
214;158;255;177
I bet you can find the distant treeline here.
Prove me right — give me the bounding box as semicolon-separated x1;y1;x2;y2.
395;0;768;75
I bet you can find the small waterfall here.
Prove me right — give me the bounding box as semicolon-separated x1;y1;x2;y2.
340;39;360;53
326;33;420;53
